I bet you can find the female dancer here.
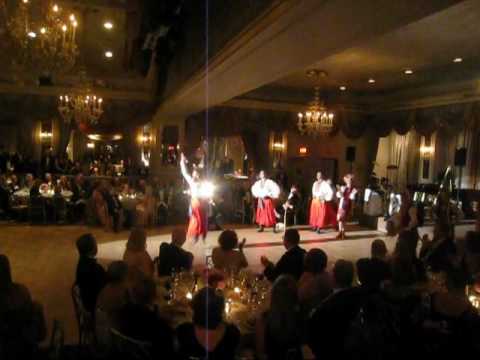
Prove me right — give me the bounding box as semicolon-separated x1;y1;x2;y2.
251;170;280;232
336;174;357;239
180;153;209;242
309;171;337;234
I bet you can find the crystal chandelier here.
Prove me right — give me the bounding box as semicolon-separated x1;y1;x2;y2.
297;70;334;137
58;71;104;125
1;0;79;76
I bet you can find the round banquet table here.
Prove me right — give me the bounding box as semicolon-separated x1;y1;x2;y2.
153;271;271;334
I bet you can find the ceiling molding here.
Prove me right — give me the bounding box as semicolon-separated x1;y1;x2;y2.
0;83;154;102
224;77;480;114
223;97;367;113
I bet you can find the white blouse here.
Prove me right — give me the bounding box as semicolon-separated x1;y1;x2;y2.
251;179;280;199
312;180;334;201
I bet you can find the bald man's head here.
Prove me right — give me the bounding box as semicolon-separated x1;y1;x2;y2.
172;227;187;247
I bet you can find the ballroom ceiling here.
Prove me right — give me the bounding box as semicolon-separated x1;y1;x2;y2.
246;0;480;104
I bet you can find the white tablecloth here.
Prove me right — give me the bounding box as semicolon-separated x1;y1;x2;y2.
13;189;73;199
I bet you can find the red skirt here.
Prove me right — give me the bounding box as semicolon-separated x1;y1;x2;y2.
187;198;208;238
309;199;337;228
256;198;276;227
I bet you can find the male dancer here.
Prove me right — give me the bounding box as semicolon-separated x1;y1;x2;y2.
251;170;280;232
336;174;357;239
180;153;211;242
309;171;337;234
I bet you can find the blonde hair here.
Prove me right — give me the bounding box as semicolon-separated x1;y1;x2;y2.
126;227;147;252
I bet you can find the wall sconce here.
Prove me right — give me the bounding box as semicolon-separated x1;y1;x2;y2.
420;146;434;157
40;132;52;139
299;146;308;155
272;142;285;150
87;142;95;149
138;134;153;145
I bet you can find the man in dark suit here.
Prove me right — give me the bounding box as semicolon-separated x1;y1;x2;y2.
261;228;306;281
75;234;107;314
157;227;194;276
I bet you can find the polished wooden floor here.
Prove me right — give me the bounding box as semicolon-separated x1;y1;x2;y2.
0;222;474;344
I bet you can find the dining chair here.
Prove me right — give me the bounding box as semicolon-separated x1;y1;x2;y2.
71;284;95;347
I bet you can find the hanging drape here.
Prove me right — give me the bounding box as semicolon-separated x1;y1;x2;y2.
390;131;413;190
52;117;74;157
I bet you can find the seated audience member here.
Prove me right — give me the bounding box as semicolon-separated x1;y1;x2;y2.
58;175;71;192
24;173;34;190
256;275;303;360
43;172;54;190
96;261;129;323
53;184;62;198
29;179;42;198
423;268;480;355
176;287;240;360
420;222;457;272
298;248;332;311
75;234;107;313
0;255;46;358
157;227;193;276
392;230;426;283
0;176;12;217
261;229;306;281
123;227;154;278
308;258;386;359
371;238;388;261
117;276;174;359
461;231;480;284
7;174;20;193
212;229;248;273
332;259;355;291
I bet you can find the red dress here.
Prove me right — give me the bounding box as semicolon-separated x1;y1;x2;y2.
255;197;276;227
310;199;337;228
187;197;208;239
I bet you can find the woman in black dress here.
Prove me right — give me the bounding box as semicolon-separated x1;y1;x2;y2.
176;287;240;360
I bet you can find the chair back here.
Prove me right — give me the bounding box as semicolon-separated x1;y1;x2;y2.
110;328;152;360
48;319;64;360
71;284;94;345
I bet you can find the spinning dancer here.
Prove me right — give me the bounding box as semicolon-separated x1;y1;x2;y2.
180;153;213;242
309;172;337;234
251;170;280;232
336;174;357;240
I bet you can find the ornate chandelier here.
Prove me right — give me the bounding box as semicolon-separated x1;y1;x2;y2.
297;70;334;137
1;0;79;76
58;71;104;125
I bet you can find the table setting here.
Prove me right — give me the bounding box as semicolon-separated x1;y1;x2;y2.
154;269;271;334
